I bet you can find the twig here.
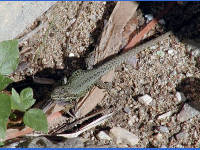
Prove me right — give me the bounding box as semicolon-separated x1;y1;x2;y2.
124;2;175;51
57;113;113;138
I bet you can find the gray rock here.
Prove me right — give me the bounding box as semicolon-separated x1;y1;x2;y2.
128;115;138;126
0;2;56;42
153;133;163;142
138;94;153;105
158;19;165;25
168;48;175;55
157;111;172;120
177;103;200;122
176;92;186;102
175;131;189;141
155;126;169;133
156;50;165;57
124;106;131;114
97;131;112;141
144;14;153;23
110;127;139;146
126;56;138;68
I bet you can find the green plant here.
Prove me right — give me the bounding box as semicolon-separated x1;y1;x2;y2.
0;40;48;144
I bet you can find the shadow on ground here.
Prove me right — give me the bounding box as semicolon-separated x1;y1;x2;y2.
176;77;200;112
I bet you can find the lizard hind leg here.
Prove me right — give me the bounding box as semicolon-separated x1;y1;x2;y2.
95;79;113;90
95;79;113;97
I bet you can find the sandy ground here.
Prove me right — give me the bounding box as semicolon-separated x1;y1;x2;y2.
5;2;200;148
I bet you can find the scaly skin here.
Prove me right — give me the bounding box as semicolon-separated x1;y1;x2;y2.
51;31;172;102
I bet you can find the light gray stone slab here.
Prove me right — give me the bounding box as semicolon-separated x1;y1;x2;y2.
0;2;56;42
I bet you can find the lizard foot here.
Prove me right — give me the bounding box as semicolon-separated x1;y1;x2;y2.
62;101;77;118
95;79;113;90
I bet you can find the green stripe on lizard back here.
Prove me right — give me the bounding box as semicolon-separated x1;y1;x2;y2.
51;31;172;102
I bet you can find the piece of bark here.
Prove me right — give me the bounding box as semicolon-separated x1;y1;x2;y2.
86;1;139;68
76;1;139;118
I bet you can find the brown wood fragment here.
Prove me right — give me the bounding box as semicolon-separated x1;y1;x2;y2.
76;1;139;118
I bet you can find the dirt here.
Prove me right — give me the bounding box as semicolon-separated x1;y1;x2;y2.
7;1;200;148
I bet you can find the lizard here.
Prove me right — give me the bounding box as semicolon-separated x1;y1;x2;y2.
51;31;172;104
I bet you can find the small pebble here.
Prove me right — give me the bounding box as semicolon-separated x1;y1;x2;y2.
155;126;169;133
138;94;153;105
70;18;76;24
186;72;193;77
124;106;131;114
156;50;165;57
144;14;153;22
128;115;138;126
79;47;84;51
97;131;112;141
177;103;200;122
175;131;189;141
191;49;200;57
157;111;172;120
161;145;167;148
127;56;138;68
153;133;163;141
110;127;139;146
104;19;108;26
168;48;174;55
194;130;198;138
66;32;70;36
69;53;75;57
171;70;177;76
176;92;186;102
158;19;165;25
150;45;157;50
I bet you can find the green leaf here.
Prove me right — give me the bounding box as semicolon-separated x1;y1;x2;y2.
0;40;19;75
11;88;25;112
0;118;8;141
0;93;11;119
20;88;35;110
11;88;35;111
0;141;4;146
0;94;11;140
0;74;13;91
23;109;48;133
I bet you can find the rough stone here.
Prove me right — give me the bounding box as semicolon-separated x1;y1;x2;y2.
176;92;186;102
157;111;172;120
155;126;169;133
144;14;153;23
128;115;138;126
158;19;165;25
156;50;165;57
175;131;189;141
177;103;200;122
97;131;112;141
168;48;175;55
153;133;163;142
110;127;139;146
138;94;153;105
69;52;75;57
124;106;131;114
0;2;56;42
